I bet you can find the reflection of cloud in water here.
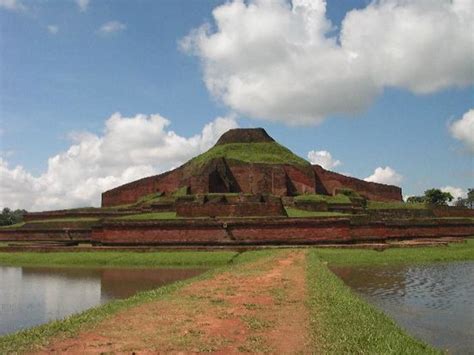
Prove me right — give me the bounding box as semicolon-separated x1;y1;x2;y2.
0;266;206;336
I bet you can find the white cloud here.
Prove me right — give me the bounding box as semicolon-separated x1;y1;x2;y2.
98;21;126;35
0;0;26;12
449;108;474;153
181;0;474;124
364;166;403;185
441;186;467;202
75;0;90;12
0;114;238;211
47;25;59;34
307;150;341;170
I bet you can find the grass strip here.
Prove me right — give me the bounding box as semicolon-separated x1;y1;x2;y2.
306;250;438;354
367;201;427;210
285;208;348;218
0;251;239;268
0;222;26;229
0;249;278;353
314;239;474;266
112;211;178;220
294;193;351;204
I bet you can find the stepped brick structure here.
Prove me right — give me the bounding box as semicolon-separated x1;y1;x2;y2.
102;128;402;207
4;128;473;250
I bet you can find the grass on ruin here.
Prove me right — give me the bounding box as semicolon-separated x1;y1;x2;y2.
306;250;438;354
0;250;240;268
0;250;276;353
29;217;100;223
187;142;310;169
314;238;474;267
294;193;351;204
0;218;101;230
113;212;178;220
285;207;348;218
367;200;427;209
0;222;26;229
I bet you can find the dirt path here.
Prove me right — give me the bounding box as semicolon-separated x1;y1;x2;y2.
37;250;311;354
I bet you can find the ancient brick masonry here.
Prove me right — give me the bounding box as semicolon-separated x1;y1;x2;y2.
175;194;287;218
102;161;402;207
90;217;474;246
312;165;402;201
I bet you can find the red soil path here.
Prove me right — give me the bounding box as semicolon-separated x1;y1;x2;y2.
36;251;311;353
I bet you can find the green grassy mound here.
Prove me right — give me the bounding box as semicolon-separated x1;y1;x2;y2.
294;194;352;205
367;201;427;210
112;212;177;221
187;142;310;168
285;208;348;218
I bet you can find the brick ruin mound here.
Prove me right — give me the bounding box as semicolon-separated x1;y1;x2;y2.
6;128;474;247
101;127;403;208
215;127;275;145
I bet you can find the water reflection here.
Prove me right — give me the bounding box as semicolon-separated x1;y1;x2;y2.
0;266;205;336
331;261;474;354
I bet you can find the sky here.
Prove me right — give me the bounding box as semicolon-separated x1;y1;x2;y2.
0;0;473;211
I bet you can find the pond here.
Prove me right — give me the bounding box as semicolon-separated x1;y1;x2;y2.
0;266;206;336
331;261;474;354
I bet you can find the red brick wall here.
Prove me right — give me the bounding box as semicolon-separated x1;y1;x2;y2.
313;165;402;201
101;160;402;207
101;169;183;207
24;210;136;221
283;165;316;195
229;218;351;243
92;217;474;246
92;222;228;245
0;229;91;242
432;207;474;218
351;221;474;240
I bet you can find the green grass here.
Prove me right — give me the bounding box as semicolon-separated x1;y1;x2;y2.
135;192;164;204
29;217;100;223
187;142;310;169
0;218;100;230
315;239;474;267
0;251;239;268
0;222;26;229
0;250;277;353
294;193;351;205
285;207;348;218
306;250;438;354
113;212;178;220
173;186;189;197
367;200;427;210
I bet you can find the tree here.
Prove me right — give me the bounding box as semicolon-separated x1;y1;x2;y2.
454;188;474;209
423;188;453;206
0;208;27;226
467;188;474;209
406;196;425;204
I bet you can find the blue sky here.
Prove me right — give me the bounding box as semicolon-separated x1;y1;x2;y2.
0;0;473;210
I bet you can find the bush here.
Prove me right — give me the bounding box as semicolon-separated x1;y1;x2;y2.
0;208;27;226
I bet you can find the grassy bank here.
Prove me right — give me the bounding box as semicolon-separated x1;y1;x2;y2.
306;250;438;354
285;207;348;218
113;211;177;220
294;193;351;204
315;238;474;266
367;200;427;209
0;249;279;353
0;250;240;268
